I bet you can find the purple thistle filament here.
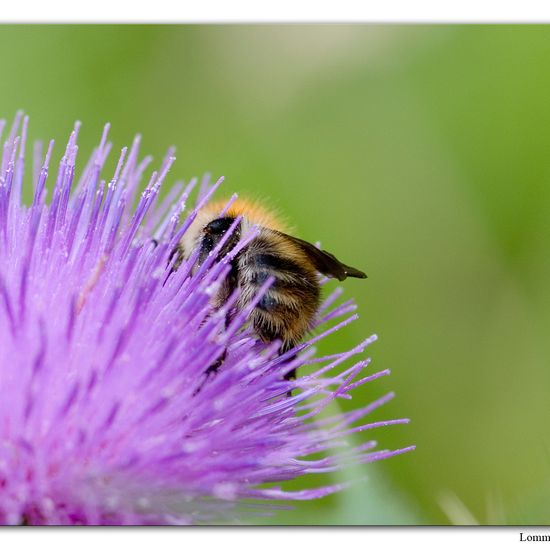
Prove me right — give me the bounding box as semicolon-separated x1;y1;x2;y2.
0;114;414;525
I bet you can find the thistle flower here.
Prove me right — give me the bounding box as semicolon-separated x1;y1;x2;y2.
0;113;414;525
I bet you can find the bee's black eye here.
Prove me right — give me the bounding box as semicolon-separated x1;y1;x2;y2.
204;217;235;235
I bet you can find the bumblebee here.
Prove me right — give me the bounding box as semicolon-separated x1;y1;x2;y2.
178;198;367;384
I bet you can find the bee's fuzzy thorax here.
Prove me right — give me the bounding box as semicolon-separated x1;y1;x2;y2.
207;198;288;232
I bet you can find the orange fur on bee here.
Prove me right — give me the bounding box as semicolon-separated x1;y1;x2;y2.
205;198;289;232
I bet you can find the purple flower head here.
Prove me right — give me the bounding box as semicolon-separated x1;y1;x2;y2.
0;113;414;525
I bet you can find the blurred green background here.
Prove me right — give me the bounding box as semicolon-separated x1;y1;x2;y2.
2;24;550;525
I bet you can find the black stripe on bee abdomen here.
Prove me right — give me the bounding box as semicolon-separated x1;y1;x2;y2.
247;269;318;313
251;253;307;276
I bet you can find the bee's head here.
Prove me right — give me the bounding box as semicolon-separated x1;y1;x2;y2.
179;209;242;270
202;217;235;237
199;216;242;265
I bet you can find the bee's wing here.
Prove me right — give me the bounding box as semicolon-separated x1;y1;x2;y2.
280;233;367;282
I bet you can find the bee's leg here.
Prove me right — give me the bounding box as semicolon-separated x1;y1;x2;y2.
193;349;226;396
204;349;227;379
194;307;234;395
280;340;299;397
283;367;297;398
193;261;238;395
168;244;185;273
283;362;298;397
283;367;297;382
194;340;229;394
